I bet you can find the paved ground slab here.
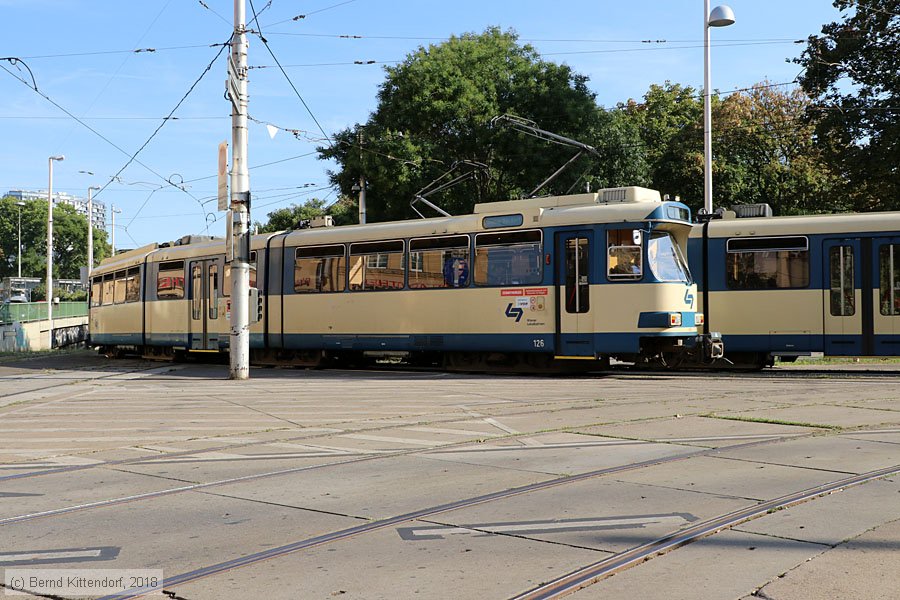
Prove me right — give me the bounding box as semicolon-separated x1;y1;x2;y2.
0;352;897;599
749;518;900;600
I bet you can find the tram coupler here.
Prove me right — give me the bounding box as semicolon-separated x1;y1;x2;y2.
702;332;724;361
683;332;724;362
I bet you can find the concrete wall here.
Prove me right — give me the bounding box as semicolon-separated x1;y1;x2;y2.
0;316;88;352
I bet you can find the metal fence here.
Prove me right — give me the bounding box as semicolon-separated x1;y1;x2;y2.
0;302;88;325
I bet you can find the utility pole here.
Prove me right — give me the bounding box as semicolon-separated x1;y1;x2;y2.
87;186;99;273
228;0;251;380
47;155;64;349
110;205;122;256
358;128;366;224
16;201;25;278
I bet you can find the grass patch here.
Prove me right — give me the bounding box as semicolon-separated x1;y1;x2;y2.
704;413;840;430
790;356;900;365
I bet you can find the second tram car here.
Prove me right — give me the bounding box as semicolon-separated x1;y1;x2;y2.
690;207;900;368
89;187;723;369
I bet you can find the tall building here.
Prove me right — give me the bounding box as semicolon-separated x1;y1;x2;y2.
5;189;108;231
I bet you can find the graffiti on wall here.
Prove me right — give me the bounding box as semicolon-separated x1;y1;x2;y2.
52;325;87;349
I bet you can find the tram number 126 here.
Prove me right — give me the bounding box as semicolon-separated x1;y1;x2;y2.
533;339;545;348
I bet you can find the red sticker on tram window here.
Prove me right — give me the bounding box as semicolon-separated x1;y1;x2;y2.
524;288;548;296
501;289;524;297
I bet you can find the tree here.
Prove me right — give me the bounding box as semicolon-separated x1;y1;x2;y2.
255;197;355;233
319;27;647;222
619;82;705;204
619;82;839;215
0;195;111;280
795;0;900;211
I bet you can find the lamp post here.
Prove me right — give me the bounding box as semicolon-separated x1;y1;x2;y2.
110;205;122;256
16;201;25;279
47;155;65;348
703;1;735;214
87;186;100;274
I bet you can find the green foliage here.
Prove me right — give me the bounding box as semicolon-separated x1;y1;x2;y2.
255;197;355;233
618;82;839;215
0;196;111;280
795;1;900;211
318;27;646;222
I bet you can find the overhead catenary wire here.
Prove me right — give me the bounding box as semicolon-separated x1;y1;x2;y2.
94;39;230;203
248;0;335;150
0;58;209;215
262;0;359;27
18;43;227;60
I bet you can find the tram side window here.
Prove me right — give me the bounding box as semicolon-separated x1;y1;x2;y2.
829;246;855;316
474;230;542;287
113;270;127;304
223;251;257;297
125;267;141;303
191;264;202;320
879;244;900;315
102;274;114;305
157;261;185;300
349;241;404;291
607;229;642;281
565;237;590;313
208;264;218;320
408;236;470;289
90;277;102;307
294;245;346;293
725;237;809;290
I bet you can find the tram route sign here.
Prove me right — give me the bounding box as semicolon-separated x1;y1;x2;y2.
217;140;228;212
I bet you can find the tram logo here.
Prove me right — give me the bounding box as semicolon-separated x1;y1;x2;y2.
684;288;694;308
505;303;524;322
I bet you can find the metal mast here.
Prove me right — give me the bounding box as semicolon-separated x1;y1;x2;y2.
228;0;251;379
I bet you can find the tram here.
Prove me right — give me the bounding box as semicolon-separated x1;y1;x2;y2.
689;206;900;368
89;186;722;370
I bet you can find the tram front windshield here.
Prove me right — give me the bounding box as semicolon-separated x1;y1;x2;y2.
648;231;691;283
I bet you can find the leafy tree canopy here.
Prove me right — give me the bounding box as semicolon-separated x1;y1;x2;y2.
318;27;647;222
255;197;355;233
618;81;839;215
795;0;900;210
0;196;110;280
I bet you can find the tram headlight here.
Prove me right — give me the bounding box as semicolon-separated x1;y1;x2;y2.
668;313;683;327
695;313;704;326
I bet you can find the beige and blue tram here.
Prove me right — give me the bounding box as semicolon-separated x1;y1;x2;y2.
89;186;722;368
689;209;900;366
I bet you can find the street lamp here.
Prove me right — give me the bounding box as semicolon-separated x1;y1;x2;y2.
110;205;122;256
703;2;735;214
15;201;25;279
87;186;100;274
47;155;65;348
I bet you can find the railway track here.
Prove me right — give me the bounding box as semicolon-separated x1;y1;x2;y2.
70;434;833;600
511;463;900;599
2;359;896;599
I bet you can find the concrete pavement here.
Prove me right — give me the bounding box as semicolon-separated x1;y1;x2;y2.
0;351;897;599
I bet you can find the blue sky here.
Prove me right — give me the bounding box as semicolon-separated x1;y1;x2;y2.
2;0;843;248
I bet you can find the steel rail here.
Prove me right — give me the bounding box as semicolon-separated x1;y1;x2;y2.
510;463;900;600
0;380;734;483
96;436;798;600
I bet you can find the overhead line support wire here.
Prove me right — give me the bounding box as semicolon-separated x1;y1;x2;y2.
0;48;227;216
248;0;335;150
95;38;232;203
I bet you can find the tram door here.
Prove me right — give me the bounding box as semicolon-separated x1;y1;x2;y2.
556;231;595;357
189;259;221;350
820;237;900;356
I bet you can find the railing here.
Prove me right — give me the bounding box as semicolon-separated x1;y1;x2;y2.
0;302;88;325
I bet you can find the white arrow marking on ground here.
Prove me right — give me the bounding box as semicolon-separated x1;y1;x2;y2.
0;549;103;564
399;515;693;540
